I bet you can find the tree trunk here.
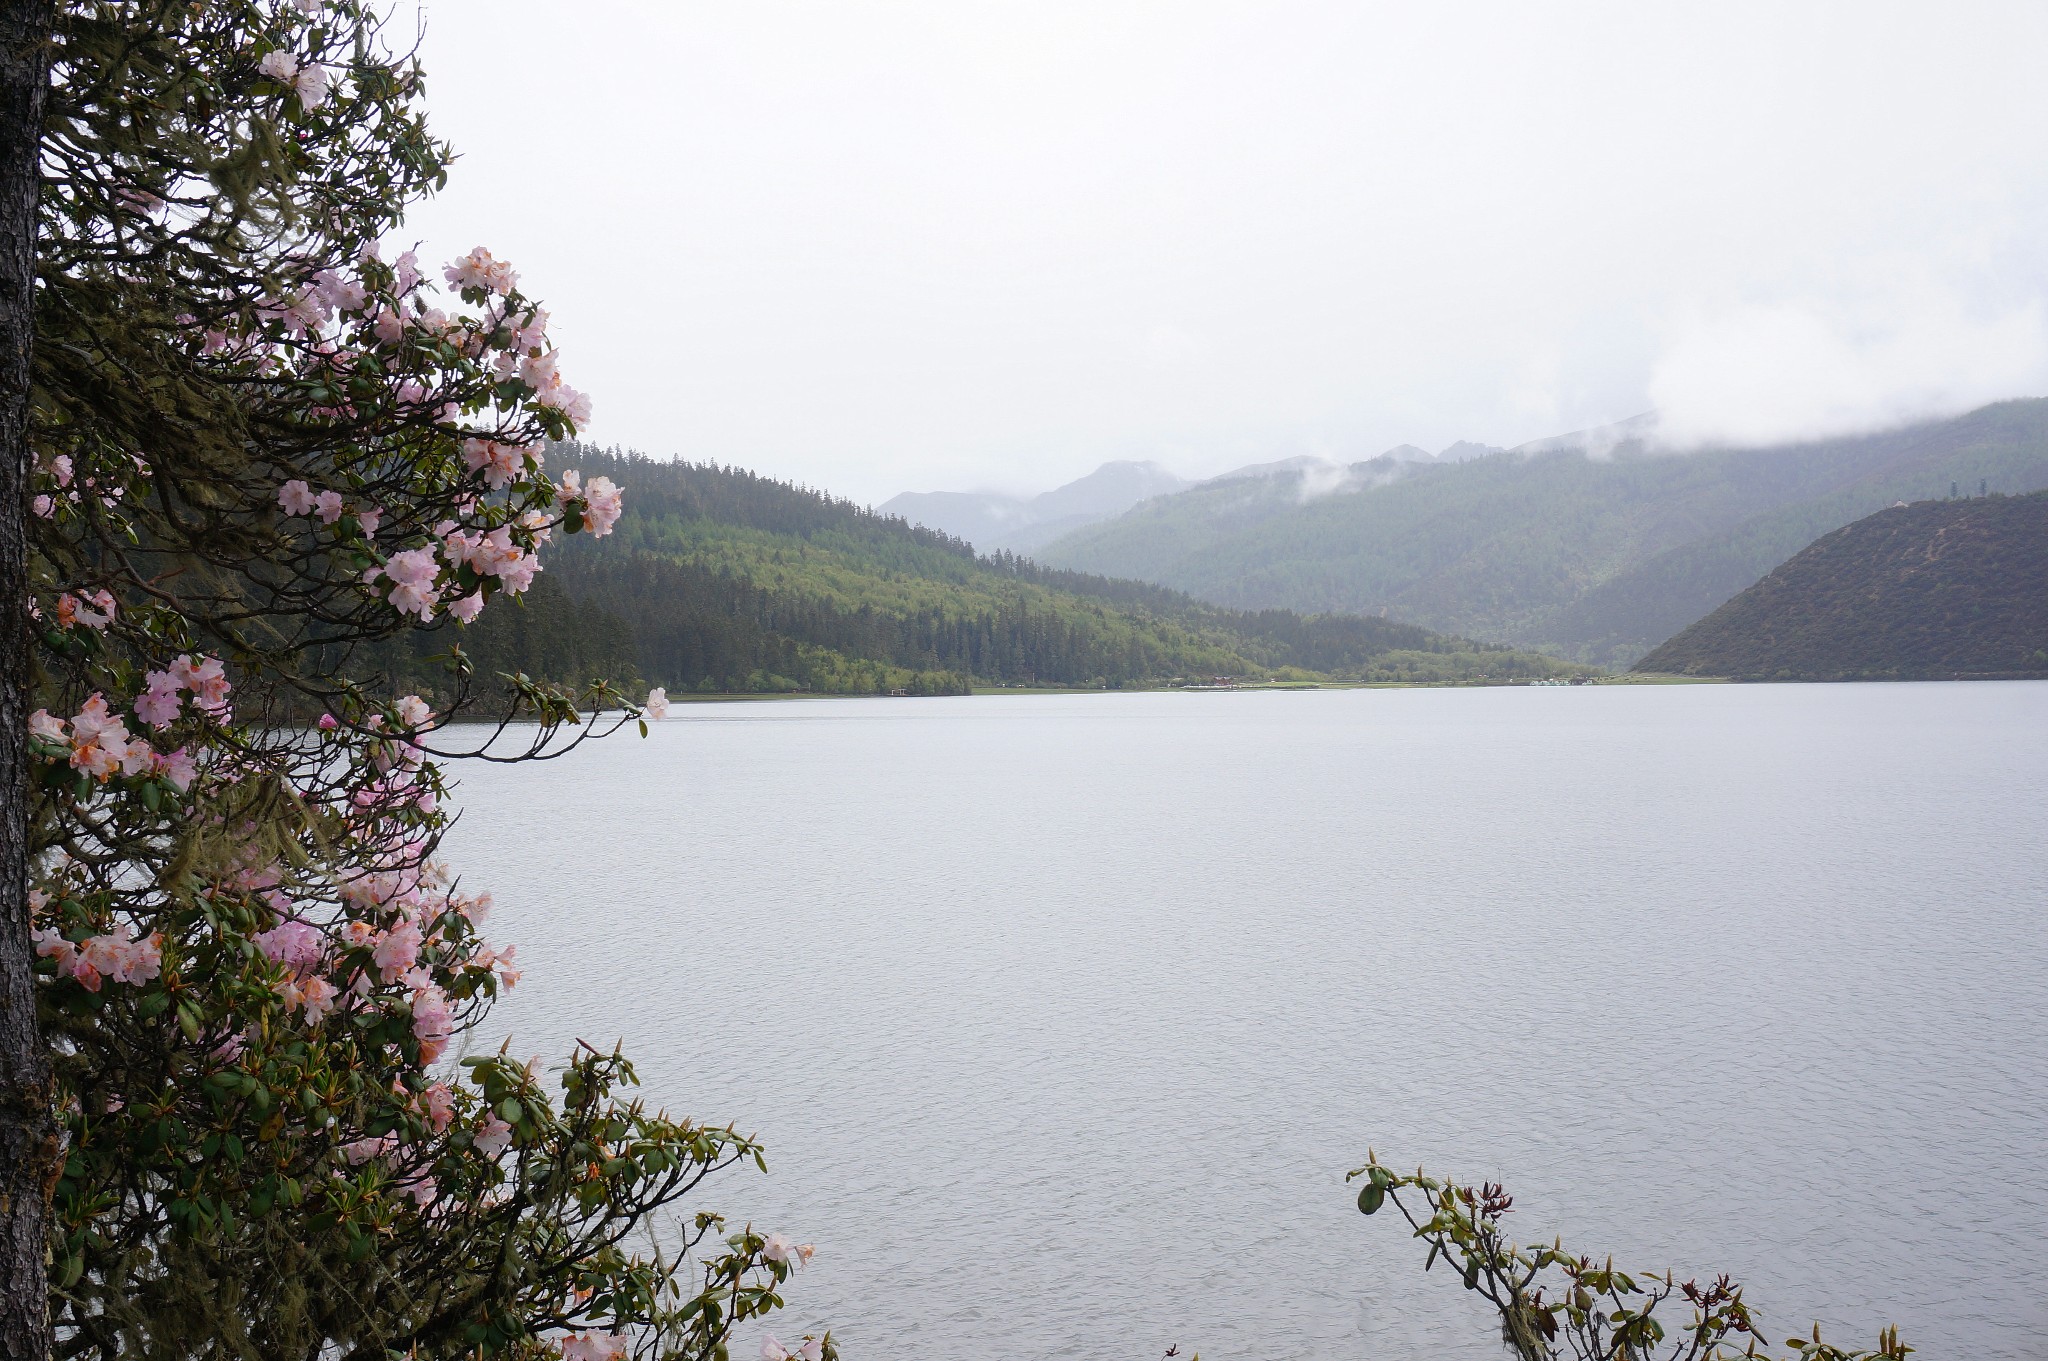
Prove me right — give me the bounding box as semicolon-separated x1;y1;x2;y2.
0;4;53;1360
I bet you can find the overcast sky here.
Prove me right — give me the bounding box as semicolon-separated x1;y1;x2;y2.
398;1;2048;504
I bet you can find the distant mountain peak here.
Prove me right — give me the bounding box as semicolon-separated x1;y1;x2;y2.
879;459;1187;554
1509;412;1659;458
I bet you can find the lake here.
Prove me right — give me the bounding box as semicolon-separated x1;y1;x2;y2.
441;682;2048;1360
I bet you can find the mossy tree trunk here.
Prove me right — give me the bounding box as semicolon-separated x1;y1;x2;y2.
0;5;53;1359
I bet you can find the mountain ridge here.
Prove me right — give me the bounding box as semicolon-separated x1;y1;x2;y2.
375;448;1590;698
1034;399;2048;666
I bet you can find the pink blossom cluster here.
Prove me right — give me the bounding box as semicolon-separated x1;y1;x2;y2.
460;437;540;490
643;688;669;720
560;1334;628;1361
228;239;622;633
135;654;233;728
278;479;380;533
32;921;163;992
369;546;444;621
556;471;623;537
32;694;198;788
441;524;542;594
759;1335;824;1361
444;247;518;297
32;449;140;520
255;907;341;1026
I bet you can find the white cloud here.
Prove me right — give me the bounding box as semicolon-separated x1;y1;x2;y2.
1648;286;2048;449
400;0;2048;500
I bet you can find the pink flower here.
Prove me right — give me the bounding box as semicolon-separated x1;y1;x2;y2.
256;919;325;972
78;924;163;988
71;693;124;743
446;590;485;624
281;974;339;1023
356;505;383;535
400;1171;438;1208
378;546;442;620
314;489;345;524
169;655;232;716
644;688;668;721
520;351;560;394
580;476;623;536
518;351;592;424
419;1081;454;1133
497;952;522;989
278;479;318;515
49;454;72;486
410;985;454;1062
443;247;519;297
510;306;550;354
28;709;66;744
318;713;339;731
371;307;405;345
394;250;421;294
68;694;133;781
32;927;84;986
32;495;52;518
341;1132;397;1165
473;1114;513;1158
291;63;330;110
758;1336;821;1361
311;268;366;314
760;1232;814;1268
459;437;534;490
56;590;116;631
257;49;299;85
561;1335;627;1361
135;671;182;727
156;747;198;791
495;552;540;595
395;694;432;729
372;921;422;982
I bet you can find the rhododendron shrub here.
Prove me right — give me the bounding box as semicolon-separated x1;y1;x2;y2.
15;3;824;1358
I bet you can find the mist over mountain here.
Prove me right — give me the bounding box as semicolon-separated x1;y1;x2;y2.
879;460;1186;553
1033;399;2048;666
884;441;1510;553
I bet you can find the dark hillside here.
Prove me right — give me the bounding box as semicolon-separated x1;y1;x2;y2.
1633;493;2048;681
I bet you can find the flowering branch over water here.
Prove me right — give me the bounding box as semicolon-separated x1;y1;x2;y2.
1349;1154;1910;1361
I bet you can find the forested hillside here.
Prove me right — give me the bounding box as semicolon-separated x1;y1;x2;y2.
1633;493;2048;681
369;448;1585;699
1037;399;2048;666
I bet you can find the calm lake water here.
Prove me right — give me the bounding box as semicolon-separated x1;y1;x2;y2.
442;683;2048;1361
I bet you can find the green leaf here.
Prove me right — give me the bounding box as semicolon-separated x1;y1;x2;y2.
1357;1183;1385;1215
